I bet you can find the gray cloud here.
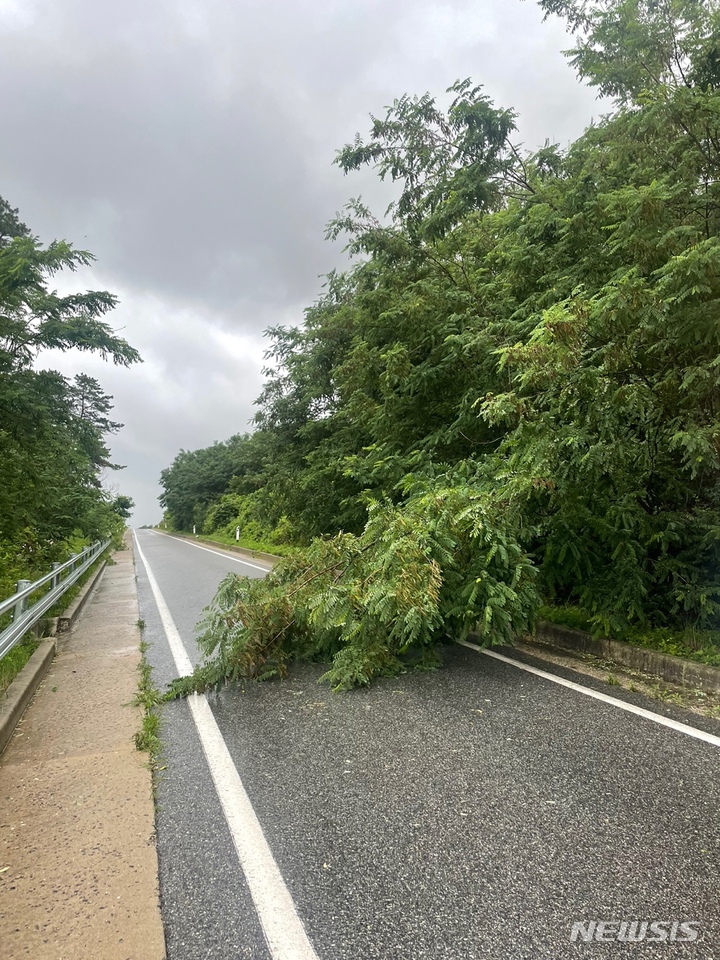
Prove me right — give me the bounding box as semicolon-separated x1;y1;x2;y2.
1;0;602;521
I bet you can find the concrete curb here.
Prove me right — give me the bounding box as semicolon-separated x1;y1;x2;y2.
0;558;109;756
155;529;280;567
0;639;55;756
526;621;720;693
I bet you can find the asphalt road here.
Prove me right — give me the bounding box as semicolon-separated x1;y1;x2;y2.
133;528;720;959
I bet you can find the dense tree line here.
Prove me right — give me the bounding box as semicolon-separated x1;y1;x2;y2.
162;0;720;690
0;197;138;597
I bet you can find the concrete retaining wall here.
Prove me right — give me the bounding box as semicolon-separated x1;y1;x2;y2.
532;621;720;693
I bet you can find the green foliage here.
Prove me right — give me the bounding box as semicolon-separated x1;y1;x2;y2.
0;233;139;369
159;433;267;532
480;30;720;630
167;478;539;694
537;604;594;632
625;625;720;666
199;490;299;555
540;600;720;666
536;0;720;104
200;532;298;559
0;636;39;695
111;495;135;521
162;1;720;687
0;196;138;580
133;639;163;760
334;79;519;241
0;196;29;246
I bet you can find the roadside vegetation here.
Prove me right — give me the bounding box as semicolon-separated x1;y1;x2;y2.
0;198;137;684
540;603;720;668
193;531;298;558
161;0;720;691
0;639;39;695
0;196;138;602
133;635;163;763
0;546;113;693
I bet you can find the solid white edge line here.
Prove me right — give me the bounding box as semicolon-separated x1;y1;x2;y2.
134;532;193;676
458;640;720;750
149;530;272;573
133;532;319;960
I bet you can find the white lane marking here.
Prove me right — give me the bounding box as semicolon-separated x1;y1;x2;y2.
459;640;720;750
134;533;194;675
151;531;271;573
133;532;319;960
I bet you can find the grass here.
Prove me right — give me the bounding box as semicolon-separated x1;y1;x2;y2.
132;637;163;762
0;637;40;694
538;603;720;668
624;624;720;667
537;604;594;633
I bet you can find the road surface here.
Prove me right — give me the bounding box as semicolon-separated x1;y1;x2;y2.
133;528;720;959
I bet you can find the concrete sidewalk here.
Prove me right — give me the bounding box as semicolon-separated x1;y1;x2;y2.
0;540;165;960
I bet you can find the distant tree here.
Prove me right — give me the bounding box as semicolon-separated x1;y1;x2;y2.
0;196;29;247
159;433;266;531
69;374;124;470
111;495;135;520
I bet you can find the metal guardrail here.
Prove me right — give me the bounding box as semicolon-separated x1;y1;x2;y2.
0;540;111;660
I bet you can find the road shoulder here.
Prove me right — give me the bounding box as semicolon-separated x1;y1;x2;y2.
0;538;166;960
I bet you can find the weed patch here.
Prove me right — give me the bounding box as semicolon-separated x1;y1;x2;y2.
0;637;40;694
190;531;298;559
133;638;163;761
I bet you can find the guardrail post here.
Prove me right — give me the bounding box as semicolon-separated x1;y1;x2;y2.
13;580;30;622
51;562;61;589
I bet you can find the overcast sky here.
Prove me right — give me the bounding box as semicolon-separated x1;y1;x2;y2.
0;0;603;524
